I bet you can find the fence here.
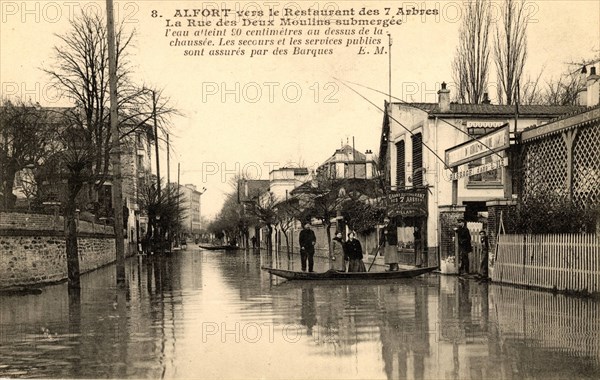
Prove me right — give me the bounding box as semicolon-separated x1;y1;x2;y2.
492;234;600;294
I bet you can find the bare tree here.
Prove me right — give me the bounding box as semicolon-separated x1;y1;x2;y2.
542;74;585;106
137;180;186;254
451;0;492;104
273;196;303;255
245;192;279;252
0;99;57;209
43;11;176;287
494;0;529;105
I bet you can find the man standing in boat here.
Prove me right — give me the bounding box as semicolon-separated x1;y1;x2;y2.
299;223;317;272
380;217;400;271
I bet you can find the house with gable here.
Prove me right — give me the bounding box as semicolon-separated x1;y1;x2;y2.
378;83;585;265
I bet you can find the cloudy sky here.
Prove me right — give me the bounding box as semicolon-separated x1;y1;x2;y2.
1;1;598;218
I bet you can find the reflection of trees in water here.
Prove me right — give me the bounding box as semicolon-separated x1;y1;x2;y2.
437;276;503;379
377;283;431;380
0;255;186;378
214;250;266;301
301;287;316;336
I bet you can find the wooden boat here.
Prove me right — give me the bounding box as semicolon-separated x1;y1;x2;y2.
199;244;239;251
261;266;437;281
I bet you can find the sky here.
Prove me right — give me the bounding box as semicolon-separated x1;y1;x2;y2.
1;0;599;218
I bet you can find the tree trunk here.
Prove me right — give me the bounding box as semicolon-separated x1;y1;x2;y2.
65;171;82;288
325;221;332;256
282;229;290;257
1;160;18;209
266;224;273;253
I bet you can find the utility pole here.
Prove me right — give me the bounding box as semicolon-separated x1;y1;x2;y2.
153;91;161;200
177;163;181;243
388;33;392;104
152;90;162;253
106;0;125;283
166;133;171;188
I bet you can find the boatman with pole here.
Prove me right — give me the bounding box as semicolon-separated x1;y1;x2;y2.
299;223;316;272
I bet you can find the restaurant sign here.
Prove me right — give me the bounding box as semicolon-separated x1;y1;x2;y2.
445;124;510;167
449;157;508;181
382;189;428;217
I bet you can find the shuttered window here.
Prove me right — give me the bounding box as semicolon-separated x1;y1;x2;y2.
396;141;405;189
412;133;423;187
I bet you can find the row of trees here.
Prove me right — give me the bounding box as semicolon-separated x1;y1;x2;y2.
452;0;596;106
207;173;388;255
0;11;181;287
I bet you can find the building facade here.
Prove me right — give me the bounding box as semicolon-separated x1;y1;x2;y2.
317;145;377;180
179;184;205;238
379;82;584;260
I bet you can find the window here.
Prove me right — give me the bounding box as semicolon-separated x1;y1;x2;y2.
467;128;503;187
411;133;423;187
396;141;405;189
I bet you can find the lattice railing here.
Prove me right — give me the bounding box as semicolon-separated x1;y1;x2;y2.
523;134;568;202
573;123;600;207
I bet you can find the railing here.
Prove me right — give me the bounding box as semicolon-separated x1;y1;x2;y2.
492;234;600;294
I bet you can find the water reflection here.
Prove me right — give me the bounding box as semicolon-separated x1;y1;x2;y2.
0;249;598;379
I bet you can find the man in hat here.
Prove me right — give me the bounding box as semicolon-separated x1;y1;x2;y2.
455;218;472;275
299;223;316;272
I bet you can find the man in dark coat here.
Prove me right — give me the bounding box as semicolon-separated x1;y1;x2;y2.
479;230;490;278
455;219;472;275
299;223;317;272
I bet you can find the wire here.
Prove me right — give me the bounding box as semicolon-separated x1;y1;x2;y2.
337;78;506;162
334;77;451;170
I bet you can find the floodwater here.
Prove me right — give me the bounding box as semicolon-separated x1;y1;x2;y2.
1;248;599;379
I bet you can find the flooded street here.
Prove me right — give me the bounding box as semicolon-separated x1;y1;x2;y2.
1;248;599;379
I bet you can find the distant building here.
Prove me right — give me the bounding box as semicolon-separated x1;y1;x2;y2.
268;167;310;202
179;184;205;237
317;145;378;180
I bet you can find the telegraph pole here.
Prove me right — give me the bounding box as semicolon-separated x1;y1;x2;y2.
106;0;125;283
153;91;161;199
388;33;392;104
166;133;171;188
152;90;162;253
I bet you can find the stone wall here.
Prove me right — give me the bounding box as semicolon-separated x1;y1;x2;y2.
0;212;117;289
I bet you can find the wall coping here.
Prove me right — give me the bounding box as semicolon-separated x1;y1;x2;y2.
0;229;114;238
0;211;114;236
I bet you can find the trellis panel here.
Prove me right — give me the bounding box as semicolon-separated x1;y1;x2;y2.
573;123;600;207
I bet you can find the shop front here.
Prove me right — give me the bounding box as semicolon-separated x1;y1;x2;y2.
380;188;429;266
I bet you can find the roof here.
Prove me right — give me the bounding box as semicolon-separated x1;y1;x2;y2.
392;102;585;118
522;105;600;142
289;181;316;195
273;167;309;176
320;145;368;166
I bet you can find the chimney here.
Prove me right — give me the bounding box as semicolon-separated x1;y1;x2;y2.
482;93;491;104
579;66;588;106
365;150;373;179
587;66;599;107
438;82;450;112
